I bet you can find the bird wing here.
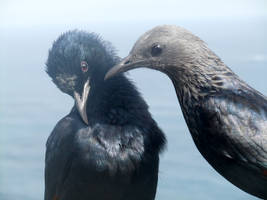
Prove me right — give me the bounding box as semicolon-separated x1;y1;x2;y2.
197;88;267;172
44;116;78;200
45;115;160;200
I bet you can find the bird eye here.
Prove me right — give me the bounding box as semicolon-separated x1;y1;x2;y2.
81;61;89;72
151;44;162;57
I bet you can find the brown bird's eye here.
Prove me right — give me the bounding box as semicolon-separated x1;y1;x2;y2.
81;61;89;72
151;44;162;57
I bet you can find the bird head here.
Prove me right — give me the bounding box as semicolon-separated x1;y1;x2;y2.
46;30;118;125
105;25;216;80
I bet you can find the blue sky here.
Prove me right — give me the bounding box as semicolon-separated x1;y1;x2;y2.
1;0;266;28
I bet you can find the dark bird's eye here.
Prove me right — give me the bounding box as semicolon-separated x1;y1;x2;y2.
151;44;162;57
81;61;89;72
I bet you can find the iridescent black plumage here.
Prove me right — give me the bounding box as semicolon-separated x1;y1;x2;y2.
106;25;267;199
45;30;165;200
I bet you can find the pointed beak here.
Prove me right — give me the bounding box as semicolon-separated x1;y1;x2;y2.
105;55;148;80
74;79;90;125
105;55;132;80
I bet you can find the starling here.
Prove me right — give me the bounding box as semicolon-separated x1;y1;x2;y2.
105;25;267;199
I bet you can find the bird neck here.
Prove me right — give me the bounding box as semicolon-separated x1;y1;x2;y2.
165;59;237;111
85;75;148;125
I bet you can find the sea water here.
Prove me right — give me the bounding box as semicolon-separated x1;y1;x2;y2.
0;19;266;200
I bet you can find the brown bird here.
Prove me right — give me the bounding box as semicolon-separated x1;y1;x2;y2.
105;25;267;199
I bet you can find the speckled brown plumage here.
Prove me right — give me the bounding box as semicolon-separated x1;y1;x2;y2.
105;25;267;199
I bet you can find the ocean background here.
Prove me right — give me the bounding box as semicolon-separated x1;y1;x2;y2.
0;17;266;200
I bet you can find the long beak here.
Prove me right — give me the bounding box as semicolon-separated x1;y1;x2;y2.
105;55;132;80
74;79;90;125
105;55;148;80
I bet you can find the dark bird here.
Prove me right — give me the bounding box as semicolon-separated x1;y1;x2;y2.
105;25;267;199
45;30;165;200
